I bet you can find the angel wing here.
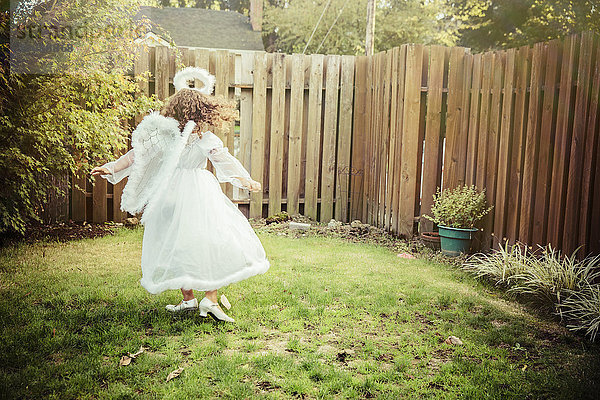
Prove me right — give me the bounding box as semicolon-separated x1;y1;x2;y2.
120;112;195;216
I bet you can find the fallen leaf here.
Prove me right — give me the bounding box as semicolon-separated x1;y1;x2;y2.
220;294;231;310
522;364;528;371
444;336;464;345
166;367;184;382
119;346;146;366
119;355;132;366
129;346;145;358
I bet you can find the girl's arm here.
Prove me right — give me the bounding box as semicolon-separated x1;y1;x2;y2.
91;149;135;185
200;132;261;191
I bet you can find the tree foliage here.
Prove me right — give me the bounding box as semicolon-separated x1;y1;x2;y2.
263;0;473;55
456;0;600;52
1;0;160;234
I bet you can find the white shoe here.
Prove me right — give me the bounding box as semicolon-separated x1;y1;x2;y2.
166;298;198;313
199;297;235;322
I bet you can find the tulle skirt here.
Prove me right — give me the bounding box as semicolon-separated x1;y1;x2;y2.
139;167;270;294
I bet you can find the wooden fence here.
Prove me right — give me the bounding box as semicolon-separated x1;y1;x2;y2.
70;32;600;255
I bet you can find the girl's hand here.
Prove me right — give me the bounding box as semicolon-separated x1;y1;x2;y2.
91;166;110;177
238;177;262;192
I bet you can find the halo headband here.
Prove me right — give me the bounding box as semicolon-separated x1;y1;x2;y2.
173;67;216;95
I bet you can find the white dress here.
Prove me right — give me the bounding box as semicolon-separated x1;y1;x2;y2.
101;130;270;294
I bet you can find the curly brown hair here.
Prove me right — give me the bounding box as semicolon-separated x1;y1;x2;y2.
160;89;238;135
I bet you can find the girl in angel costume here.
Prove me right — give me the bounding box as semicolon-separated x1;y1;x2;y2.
91;67;269;322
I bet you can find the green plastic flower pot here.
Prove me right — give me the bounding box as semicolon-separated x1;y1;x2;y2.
438;225;478;256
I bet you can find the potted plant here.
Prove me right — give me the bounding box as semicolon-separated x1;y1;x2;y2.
424;186;492;256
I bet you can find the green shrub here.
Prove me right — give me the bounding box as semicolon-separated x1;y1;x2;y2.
424;185;492;229
0;1;162;234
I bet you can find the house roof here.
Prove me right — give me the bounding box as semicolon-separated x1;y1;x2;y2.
136;7;264;51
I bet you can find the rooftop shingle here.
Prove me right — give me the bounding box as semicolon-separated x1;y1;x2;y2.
137;7;264;51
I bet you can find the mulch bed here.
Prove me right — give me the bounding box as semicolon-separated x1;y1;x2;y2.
0;221;123;247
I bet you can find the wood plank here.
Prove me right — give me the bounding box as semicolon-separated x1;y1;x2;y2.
239;53;255;202
300;83;310;201
398;44;424;238
250;52;268;218
112;121;130;223
456;52;473;187
215;50;232;196
420;45;445;233
268;53;286;216
180;47;190;67
366;54;380;225
194;48;211;75
505;45;531;243
304;54;324;221
484;52;504;250
281;86;291;203
442;47;467;189
547;34;580;249
335;55;355;222
590;122;600;254
475;52;494;188
373;51;385;227
385;48;400;231
465;53;482;186
563;32;594;254
532;39;561;245
168;48;176;96
134;46;150;97
71;172;87;222
320;56;340;222
378;51;392;228
361;56;374;223
579;39;600;252
493;48;517;247
365;53;377;225
519;42;545;244
392;45;408;234
155;46;170;100
92;176;107;223
374;51;387;227
414;47;429;224
350;56;368;222
287;54;306;216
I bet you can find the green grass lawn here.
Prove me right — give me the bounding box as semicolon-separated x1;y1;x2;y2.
1;227;599;399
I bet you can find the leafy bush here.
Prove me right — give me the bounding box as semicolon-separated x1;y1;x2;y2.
424;185;492;229
1;1;161;234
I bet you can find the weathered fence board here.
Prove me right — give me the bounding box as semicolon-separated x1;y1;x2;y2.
287;54;305;216
320;56;340;222
250;52;268;218
268;53;286;215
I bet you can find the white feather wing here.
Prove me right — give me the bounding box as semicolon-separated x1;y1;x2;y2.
120;112;195;216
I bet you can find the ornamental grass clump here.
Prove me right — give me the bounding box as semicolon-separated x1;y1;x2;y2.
424;186;493;229
559;284;600;341
463;245;600;341
509;250;600;305
462;243;529;286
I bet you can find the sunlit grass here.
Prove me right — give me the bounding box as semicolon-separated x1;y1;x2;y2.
0;228;599;399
